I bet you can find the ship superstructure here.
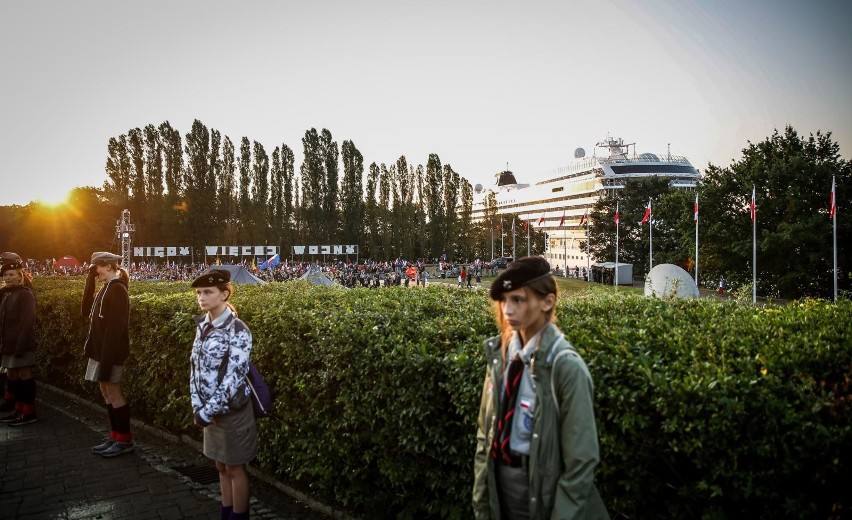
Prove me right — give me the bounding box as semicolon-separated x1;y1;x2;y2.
471;137;699;271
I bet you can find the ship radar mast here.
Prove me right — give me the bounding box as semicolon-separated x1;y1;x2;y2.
596;135;636;159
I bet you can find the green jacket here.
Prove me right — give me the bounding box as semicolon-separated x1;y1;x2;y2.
473;323;609;519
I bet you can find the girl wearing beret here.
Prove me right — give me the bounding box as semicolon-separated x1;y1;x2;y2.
190;269;256;520
473;256;608;519
82;252;134;457
0;254;39;426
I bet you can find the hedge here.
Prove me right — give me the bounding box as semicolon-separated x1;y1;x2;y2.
32;278;851;519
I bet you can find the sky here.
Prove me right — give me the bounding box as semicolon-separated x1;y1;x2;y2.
1;0;850;206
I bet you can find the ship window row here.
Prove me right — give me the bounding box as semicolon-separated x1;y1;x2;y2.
609;164;698;175
537;168;603;186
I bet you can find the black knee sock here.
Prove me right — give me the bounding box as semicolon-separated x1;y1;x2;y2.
106;403;116;434
112;404;132;442
21;378;36;404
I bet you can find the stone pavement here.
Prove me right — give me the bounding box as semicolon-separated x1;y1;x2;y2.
0;386;331;520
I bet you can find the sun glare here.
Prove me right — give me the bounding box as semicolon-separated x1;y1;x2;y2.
37;189;71;208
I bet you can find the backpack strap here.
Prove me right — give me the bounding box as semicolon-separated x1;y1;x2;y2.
547;336;578;416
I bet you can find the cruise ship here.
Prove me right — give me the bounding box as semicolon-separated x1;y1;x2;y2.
471;136;699;271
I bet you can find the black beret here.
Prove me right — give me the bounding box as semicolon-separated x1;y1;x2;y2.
489;256;553;300
1;252;23;274
191;268;231;288
91;251;123;264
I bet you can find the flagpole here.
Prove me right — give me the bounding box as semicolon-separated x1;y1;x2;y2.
500;216;504;257
649;199;653;271
695;194;699;284
490;216;494;261
615;201;620;287
752;185;757;305
586;215;590;281
832;175;837;302
512;217;516;260
563;220;567;276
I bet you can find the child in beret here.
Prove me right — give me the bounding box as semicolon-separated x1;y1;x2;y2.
82;252;135;457
0;253;39;426
473;256;608;519
189;269;257;520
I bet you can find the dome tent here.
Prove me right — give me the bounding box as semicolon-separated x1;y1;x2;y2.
210;264;267;285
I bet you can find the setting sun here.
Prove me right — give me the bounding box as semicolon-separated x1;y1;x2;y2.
36;189;71;208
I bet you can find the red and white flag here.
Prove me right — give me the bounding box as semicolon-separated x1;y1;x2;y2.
694;194;699;222
559;210;566;227
579;208;588;226
750;187;756;222
538;212;546;225
524;218;529;232
830;176;836;219
615;202;620;225
640;199;651;224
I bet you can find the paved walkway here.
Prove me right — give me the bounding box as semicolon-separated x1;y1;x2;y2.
0;386;330;520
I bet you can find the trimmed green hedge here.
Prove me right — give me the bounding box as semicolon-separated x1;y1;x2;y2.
33;279;851;519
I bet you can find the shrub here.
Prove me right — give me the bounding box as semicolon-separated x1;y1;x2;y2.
33;279;851;518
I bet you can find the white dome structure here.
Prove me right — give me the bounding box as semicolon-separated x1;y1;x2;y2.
644;264;699;299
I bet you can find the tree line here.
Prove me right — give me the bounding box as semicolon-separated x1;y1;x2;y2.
588;126;850;299
2;119;533;263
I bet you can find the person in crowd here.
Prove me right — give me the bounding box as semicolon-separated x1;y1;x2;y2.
473;256;608;519
82;252;134;457
190;268;256;520
0;252;39;426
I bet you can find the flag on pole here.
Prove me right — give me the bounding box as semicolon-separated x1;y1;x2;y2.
559;210;566;227
694;194;699;222
524;218;529;232
830;176;836;218
615;203;620;224
640;198;651;224
750;187;756;222
579;208;588;226
497;222;502;232
511;219;515;232
538;212;546;225
251;257;258;272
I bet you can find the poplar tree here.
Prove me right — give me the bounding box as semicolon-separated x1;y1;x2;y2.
104;134;131;206
238;137;251;235
300;129;323;243
364;162;380;259
378;163;391;259
320;129;340;243
219;136;237;242
184;120;212;245
251;141;270;241
270;147;284;245
340;140;365;247
281;144;295;246
159;121;184;243
143;124;164;245
425;154;444;259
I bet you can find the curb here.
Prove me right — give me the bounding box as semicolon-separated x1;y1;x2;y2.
37;382;356;520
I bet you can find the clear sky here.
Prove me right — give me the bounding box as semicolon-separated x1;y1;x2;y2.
2;0;850;206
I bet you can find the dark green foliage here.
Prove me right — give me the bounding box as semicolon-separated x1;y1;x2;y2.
33;277;850;518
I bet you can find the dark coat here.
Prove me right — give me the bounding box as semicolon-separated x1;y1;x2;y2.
81;276;130;378
0;285;37;356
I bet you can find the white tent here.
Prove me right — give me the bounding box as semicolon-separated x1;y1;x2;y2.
591;262;633;285
212;265;267;285
644;263;699;299
299;266;339;287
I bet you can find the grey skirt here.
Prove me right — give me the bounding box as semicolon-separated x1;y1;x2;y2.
1;352;36;369
84;358;123;383
203;402;257;465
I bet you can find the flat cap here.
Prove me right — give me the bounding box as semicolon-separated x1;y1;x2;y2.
1;252;22;265
191;268;231;288
1;252;23;274
91;251;123;264
489;256;553;300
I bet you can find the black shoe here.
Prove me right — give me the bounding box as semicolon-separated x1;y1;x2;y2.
100;441;134;458
0;400;15;413
9;414;38;426
91;438;116;454
0;410;21;423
